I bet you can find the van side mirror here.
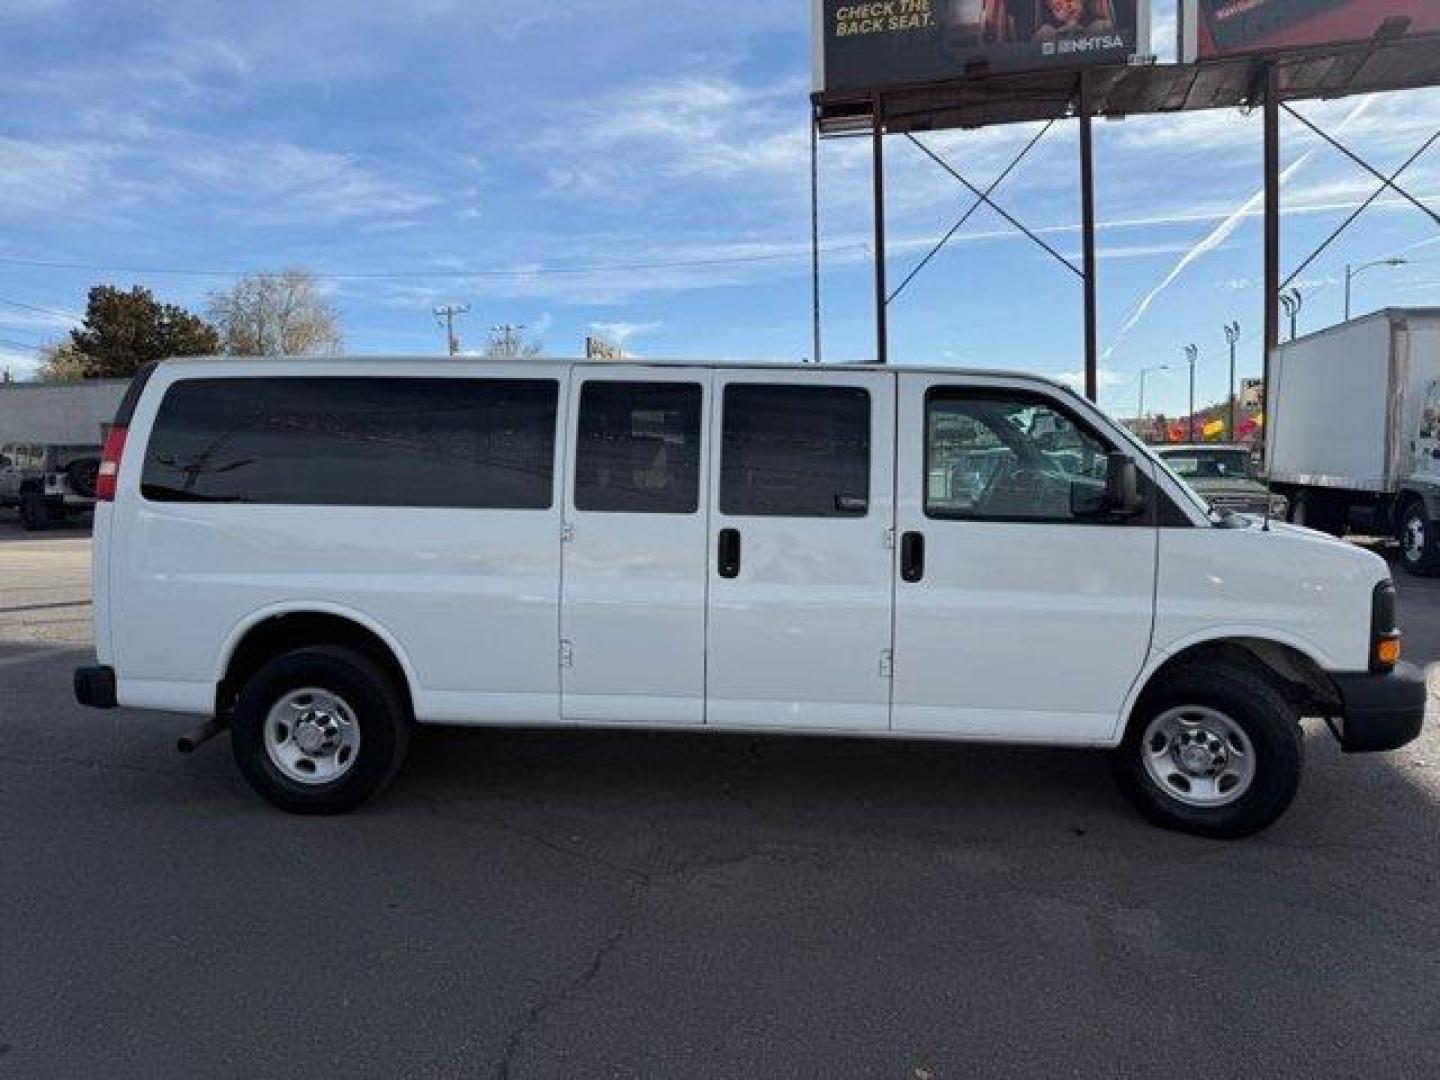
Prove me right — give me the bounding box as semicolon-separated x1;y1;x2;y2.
1104;453;1144;516
1072;453;1144;519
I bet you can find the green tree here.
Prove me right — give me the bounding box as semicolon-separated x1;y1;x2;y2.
69;285;219;377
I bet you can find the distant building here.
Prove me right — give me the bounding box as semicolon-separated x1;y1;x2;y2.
584;336;625;361
0;380;127;445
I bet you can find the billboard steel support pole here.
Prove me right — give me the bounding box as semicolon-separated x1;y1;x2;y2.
1079;72;1099;403
810;105;822;365
1262;64;1280;454
872;95;888;365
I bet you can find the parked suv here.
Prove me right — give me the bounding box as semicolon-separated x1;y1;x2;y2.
74;358;1425;838
0;441;101;530
1155;444;1286;519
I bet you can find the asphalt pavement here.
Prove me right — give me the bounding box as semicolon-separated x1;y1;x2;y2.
2;519;1438;1079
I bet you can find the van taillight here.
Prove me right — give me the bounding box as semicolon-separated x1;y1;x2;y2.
96;426;127;502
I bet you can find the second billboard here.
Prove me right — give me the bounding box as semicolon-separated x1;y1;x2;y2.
1181;0;1440;61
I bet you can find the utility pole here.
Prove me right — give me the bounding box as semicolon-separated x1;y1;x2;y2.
433;304;470;356
1280;288;1303;342
1185;345;1198;443
1224;322;1241;441
490;323;526;358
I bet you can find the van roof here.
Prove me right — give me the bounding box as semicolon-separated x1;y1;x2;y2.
151;354;1077;390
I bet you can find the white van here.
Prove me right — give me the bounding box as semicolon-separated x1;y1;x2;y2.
74;358;1425;837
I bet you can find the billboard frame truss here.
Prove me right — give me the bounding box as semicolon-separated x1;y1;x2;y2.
808;29;1440;432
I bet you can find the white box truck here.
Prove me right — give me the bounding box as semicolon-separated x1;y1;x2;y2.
1268;308;1440;575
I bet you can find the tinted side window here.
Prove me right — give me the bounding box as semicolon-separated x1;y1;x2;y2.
721;384;870;518
925;392;1112;522
142;377;557;509
575;381;702;514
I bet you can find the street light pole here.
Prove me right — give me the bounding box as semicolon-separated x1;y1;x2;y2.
1280;288;1303;341
1186;344;1198;442
1138;364;1169;443
1345;258;1408;321
1224;321;1241;440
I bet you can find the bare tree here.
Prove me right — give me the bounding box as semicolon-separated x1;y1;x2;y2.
207;269;343;356
481;323;543;359
34;341;94;382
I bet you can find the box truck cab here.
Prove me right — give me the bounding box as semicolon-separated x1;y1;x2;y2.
75;358;1425;838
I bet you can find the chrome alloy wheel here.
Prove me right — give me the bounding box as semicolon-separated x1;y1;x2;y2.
263;688;361;785
1141;706;1256;808
1404;514;1427;565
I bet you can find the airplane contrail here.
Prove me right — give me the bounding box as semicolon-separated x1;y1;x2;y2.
1102;95;1377;362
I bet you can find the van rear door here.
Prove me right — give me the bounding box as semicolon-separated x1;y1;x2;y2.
560;367;711;725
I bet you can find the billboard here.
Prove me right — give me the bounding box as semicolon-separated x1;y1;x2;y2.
1181;0;1440;62
814;0;1150;94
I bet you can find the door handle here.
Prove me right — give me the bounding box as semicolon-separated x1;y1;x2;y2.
718;528;741;579
900;531;925;583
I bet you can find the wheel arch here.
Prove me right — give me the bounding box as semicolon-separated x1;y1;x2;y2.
215;603;418;720
1117;632;1339;742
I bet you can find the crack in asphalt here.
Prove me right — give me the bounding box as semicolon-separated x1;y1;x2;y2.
493;879;648;1080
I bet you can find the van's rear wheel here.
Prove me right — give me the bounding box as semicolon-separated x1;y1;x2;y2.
230;646;410;814
1112;662;1303;839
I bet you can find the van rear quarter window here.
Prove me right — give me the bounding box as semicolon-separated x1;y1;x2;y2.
140;377;558;509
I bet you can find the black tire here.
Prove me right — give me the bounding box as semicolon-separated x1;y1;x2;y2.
1112;662;1303;839
230;645;411;814
18;492;49;531
1398;501;1440;577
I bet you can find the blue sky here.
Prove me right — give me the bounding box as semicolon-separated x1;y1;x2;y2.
2;0;1438;418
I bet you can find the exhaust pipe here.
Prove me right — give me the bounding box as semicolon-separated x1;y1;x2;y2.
177;718;227;755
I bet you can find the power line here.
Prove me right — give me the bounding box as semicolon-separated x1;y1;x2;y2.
0;296;81;322
0;338;45;354
0;244;871;282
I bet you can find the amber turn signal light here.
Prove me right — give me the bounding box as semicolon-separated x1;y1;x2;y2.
1375;636;1402;669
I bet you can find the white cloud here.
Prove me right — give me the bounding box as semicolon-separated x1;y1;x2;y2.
0;137;117;219
588;320;660;348
0;122;444;228
1057;369;1129;392
534;74;810;199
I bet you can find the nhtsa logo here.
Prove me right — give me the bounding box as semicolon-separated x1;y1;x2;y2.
1053;34;1125;54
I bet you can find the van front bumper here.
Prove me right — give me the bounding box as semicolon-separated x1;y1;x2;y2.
1328;662;1427;753
74;665;117;709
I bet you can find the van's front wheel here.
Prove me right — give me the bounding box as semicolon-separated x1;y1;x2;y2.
230;646;411;814
1112;663;1302;839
